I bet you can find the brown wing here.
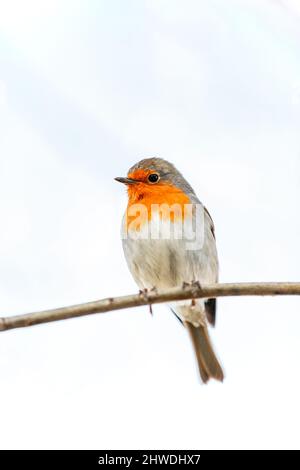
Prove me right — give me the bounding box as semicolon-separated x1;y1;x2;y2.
204;207;217;326
204;206;216;240
205;298;217;327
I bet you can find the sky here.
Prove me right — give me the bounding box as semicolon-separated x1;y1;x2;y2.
0;0;300;450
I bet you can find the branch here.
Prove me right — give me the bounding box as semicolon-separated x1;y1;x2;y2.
0;282;299;333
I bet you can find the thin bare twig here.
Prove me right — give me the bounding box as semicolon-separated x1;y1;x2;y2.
0;282;299;333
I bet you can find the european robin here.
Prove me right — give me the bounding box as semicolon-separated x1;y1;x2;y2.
115;158;224;383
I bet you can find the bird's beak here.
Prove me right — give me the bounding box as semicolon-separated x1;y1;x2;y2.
114;177;139;185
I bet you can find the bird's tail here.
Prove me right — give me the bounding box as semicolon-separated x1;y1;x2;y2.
185;321;224;383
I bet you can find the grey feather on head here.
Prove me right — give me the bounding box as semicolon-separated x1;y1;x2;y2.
128;157;196;196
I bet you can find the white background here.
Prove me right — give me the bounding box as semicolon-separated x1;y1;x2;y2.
0;0;299;450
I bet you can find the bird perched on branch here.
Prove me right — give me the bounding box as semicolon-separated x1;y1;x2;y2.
115;158;224;383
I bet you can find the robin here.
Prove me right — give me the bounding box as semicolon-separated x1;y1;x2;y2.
115;158;224;383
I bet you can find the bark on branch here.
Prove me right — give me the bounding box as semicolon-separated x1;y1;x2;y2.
0;282;299;333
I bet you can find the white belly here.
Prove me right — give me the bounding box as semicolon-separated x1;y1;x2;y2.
122;215;218;291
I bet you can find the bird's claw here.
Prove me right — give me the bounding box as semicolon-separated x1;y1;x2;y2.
182;280;202;290
139;288;155;316
192;280;202;289
182;281;202;308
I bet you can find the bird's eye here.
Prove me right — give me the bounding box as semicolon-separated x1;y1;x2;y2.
147;173;160;184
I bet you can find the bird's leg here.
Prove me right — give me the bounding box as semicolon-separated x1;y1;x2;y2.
182;280;202;308
139;287;157;316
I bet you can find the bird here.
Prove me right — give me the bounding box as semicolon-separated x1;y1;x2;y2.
115;157;224;383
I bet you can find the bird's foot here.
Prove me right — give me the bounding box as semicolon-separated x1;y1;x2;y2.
182;280;202;308
139;288;156;316
182;280;202;289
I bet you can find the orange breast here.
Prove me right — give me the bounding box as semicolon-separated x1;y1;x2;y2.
125;181;191;231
